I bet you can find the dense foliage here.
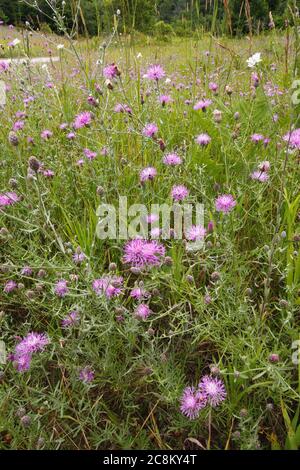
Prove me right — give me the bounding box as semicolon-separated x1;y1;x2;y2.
0;6;300;448
0;0;298;36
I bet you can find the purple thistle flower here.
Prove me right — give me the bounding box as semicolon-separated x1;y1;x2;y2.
0;192;20;208
123;239;165;268
171;185;189;201
4;280;17;293
258;161;270;172
251;133;264;143
114;103;132;114
215;194;236;213
130;287;148;300
209;82;218;93
15;332;49;356
73;111;92;129
145;64;165;81
42;169;55;178
61;310;80;328
21;266;33;276
41;129;53;140
83;148;97;160
134;303;151;319
142;123;158;138
140;166;157;182
67;132;76;140
180;386;207;420
199;375;226;407
14;353;32;372
72;248;86;264
79;366;95;383
92;275;123;298
159;94;172;106
163;153;182;166
13;120;25;131
146;213;159;224
55;279;69;297
186;225;207;241
193;99;212;111
251;171;269;182
283;128;300;149
196;133;211;146
0;61;10;72
87;95;98;107
103;63;120;79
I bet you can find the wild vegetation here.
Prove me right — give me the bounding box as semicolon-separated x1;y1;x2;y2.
0;1;300;451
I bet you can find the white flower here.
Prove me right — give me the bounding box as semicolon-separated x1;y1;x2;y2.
246;52;262;68
10;38;21;47
57;44;64;50
116;9;121;16
165;78;171;84
137;52;142;59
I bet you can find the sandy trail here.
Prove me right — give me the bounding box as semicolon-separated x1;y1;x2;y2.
0;57;59;65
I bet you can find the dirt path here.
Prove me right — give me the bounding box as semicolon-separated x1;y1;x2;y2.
0;57;59;65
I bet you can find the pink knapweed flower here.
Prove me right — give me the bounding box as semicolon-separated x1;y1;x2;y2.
73;111;92;129
215;194;236;213
171;185;189;201
140;166;157;182
135;303;151;319
196;133;211;146
180;386;207;420
145;64;165;81
92;275;123;298
198;375;226;407
142;123;158;138
163;153;182;166
123;239;165;268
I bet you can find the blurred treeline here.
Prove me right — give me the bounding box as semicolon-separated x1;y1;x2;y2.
0;0;298;37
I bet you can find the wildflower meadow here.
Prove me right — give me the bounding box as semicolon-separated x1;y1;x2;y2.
0;1;300;453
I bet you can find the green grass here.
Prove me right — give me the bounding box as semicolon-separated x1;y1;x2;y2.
0;25;300;450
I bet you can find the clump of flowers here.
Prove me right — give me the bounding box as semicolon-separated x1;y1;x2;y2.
123;239;165;268
11;332;49;372
180;375;226;419
215;194;236;213
92;275;123;298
